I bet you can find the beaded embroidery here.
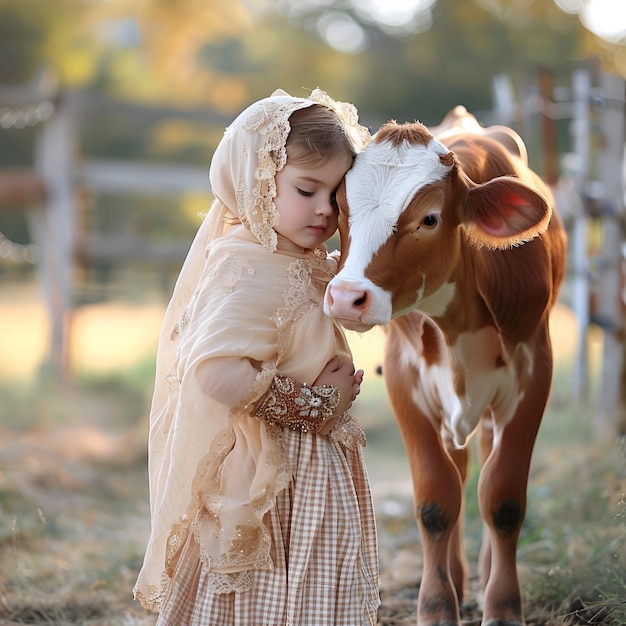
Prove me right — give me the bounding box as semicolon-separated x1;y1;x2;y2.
254;375;340;433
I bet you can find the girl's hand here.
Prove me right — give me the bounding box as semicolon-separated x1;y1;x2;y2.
314;357;364;434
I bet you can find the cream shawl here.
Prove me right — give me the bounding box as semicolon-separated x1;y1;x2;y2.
134;89;370;610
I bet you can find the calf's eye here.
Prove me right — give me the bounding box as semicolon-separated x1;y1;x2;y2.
422;213;439;229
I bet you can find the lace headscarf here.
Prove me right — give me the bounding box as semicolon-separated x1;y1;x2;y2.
206;88;370;251
134;89;370;610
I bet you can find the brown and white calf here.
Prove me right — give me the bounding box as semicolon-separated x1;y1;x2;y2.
325;107;567;626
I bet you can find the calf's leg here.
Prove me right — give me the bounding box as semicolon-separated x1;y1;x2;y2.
386;381;465;624
477;384;549;626
409;421;464;626
477;416;495;587
445;444;470;603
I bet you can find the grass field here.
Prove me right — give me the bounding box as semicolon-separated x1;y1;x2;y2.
1;280;624;624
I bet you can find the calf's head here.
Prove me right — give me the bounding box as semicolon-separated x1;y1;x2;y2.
323;120;552;331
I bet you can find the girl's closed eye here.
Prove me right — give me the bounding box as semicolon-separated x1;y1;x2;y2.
297;188;314;197
330;191;338;211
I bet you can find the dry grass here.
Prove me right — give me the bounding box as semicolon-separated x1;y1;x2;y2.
1;377;624;625
1;282;624;624
0;383;155;625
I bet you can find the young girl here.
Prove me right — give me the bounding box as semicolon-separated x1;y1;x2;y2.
133;89;379;625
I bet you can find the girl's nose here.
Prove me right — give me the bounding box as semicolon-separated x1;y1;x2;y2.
316;198;333;215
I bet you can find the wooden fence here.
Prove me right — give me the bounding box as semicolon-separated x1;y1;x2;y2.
1;64;624;434
0;80;227;379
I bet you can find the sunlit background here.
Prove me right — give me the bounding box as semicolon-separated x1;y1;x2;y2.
0;0;624;382
0;1;625;624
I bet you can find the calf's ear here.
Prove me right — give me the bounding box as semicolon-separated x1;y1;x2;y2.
462;176;552;250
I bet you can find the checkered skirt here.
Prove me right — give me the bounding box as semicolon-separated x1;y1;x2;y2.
156;429;380;625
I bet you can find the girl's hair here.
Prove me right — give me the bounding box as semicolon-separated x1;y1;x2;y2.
286;104;356;165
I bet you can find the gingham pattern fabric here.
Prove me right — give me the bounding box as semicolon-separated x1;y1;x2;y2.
156;428;380;625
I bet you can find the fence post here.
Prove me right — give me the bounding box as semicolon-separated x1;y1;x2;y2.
30;89;76;380
570;67;591;400
594;71;625;438
537;65;559;186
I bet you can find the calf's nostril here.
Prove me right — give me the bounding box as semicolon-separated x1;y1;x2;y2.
353;293;367;307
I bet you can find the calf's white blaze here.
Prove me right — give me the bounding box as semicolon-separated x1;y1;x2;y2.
338;137;453;287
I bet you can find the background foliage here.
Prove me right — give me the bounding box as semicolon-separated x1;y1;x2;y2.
0;0;622;122
1;0;623;280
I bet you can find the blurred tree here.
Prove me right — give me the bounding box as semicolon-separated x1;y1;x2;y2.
272;0;590;125
0;2;45;83
135;0;265;110
0;0;621;123
0;0;622;224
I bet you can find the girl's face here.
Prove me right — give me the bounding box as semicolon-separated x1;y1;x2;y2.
273;152;353;250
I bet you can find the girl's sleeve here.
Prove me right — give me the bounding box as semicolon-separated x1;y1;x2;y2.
195;356;260;406
253;375;340;432
178;247;279;405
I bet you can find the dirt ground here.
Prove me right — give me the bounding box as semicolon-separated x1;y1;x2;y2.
0;407;624;626
0;286;624;624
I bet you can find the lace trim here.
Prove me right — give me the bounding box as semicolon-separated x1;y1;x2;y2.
198;428;236;498
191;507;274;572
163;384;291;579
272;259;312;329
254;375;340;433
240;99;295;251
165;522;189;577
205;570;253;594
308;88;371;153
133;571;170;612
206;247;255;292
329;412;367;450
273;252;334;357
